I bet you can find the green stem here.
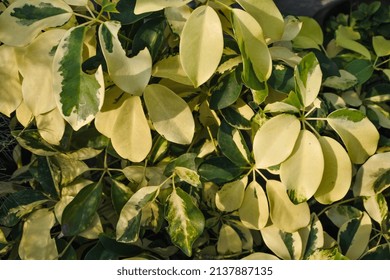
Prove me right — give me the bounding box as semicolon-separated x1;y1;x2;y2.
317;197;360;217
57;235;76;259
304;120;321;138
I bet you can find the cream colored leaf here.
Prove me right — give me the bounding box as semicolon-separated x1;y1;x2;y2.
16;101;33;127
217;224;242;255
215;177;247;212
269;46;301;68
281;16;302;41
363;194;388;224
242;253;279;260
36;108;65;146
152;55;193;85
165;5;191;37
134;0;191;14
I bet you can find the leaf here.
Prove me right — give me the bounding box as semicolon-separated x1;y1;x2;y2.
198;156;242;185
165;5;191;36
0;0;72;47
280;130;324;203
215;177;247;212
144;84;194;145
363;194;388;224
338;212;372;259
353;152;390;197
217;120;251;166
64;0;87;5
361;244;390;260
174;167;201;187
293;17;323;50
294;52;322;108
367;104;390;129
236;0;284;42
267;180;310;233
36;108;65;146
269;47;302;68
232;8;272;83
242;253;279;260
53;25;105;131
210;71;242;110
281;16;302;41
18;29;65;116
217;224;242;255
307;247;348;260
111;0;151;25
314;136;352;204
61;182;102;236
373;36;390;57
19;209;57;260
166;188;205;257
238;180;269;230
300;214;324;259
0;45;22;117
30;156;59;199
335;26;371;59
323;70;358;90
134;0;191;14
116;186;159;242
180;6;223;87
50;154;89;186
345;59;373;85
152;55;192;85
254;114;301;168
12;130;58;156
141;202;163;233
327;109;379;164
261;224;303;260
110;179;134;214
99;21;152;95
326;206;362;228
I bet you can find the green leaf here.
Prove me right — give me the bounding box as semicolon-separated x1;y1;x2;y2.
198;156;242;185
293;17;323;50
215;177;247;212
180;6;223;87
338;212;372;259
345;59;373;85
314;136;352;204
373;36;390;57
134;0;191;14
327;109;379;164
254;114;301;168
53;25;105;131
295;52;322;107
261;224;303;260
61;182;103;236
166;188;205;257
12;130;58;156
116;186;159;242
232;8;272;82
110;179;134;215
323;70;358;90
363;194;388;224
99;21;152;95
174;167;201;187
361;244;390;260
238;180;269;230
300;214;324;259
267;180;310;233
19;209;57;260
144;84;194;145
236;0;284;42
0;45;22;117
30;156;59;199
111;0;151;25
220;102;253;130
210;71;242;110
0;0;72;47
353;152;390;196
335;26;371;59
280;130;324;203
326;206;362;228
217;120;251;166
307;247;348;260
217;224;242;255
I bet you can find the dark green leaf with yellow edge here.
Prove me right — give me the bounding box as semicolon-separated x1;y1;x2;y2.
210;71;242;110
300;214;324;259
61;182;103;236
29;156;59;199
361;244;390;260
198;156;243;185
110;179;134;214
12;130;58;156
345;59;373;85
112;0;152;25
166;187;205;257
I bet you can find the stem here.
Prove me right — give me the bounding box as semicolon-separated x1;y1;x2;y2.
304;120;321;138
207;126;219;156
304;106;318;118
57;236;76;259
317;197;360;217
254;168;268;183
375;57;390;68
305;117;328;121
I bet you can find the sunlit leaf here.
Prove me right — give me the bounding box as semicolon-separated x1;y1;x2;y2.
300;214;324;259
254;114;301;168
323;70;358;90
19;209;57;260
174;167;201;187
180;5;223;87
12;130;58;156
307;247;348;260
293;17;323;50
242;253;279;260
217;224;242;255
326;205;362;228
215;177;247;212
144;84;194;145
335;26;371;59
134;0;191;14
36;108;65;146
166;187;205;257
198;156;242;185
152;55;192;85
363;194;388;224
0;0;72;47
327;108;379;164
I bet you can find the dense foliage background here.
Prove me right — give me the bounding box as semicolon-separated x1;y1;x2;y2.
0;0;389;260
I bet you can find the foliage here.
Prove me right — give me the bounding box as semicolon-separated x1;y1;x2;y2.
0;0;389;260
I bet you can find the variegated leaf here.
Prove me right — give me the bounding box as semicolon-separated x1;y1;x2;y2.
99;21;152;95
363;194;388;224
299;214;324;259
53;26;105;131
116;186;159;242
0;0;72;47
134;0;191;14
216;177;248;212
217;224;242;255
166;188;205;257
326;205;362;228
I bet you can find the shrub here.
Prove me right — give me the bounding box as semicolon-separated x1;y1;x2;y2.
0;0;389;260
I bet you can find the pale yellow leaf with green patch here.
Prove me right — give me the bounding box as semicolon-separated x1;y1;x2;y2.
152;55;193;85
236;0;284;42
267;180;310;233
217;224;242;255
0;0;72;47
238;180;269;230
254;114;301;168
336;26;370;59
353;152;390;197
165;5;191;37
53;26;105;131
327;109;379;164
323;70;358;90
367;104;390;129
281;16;302;41
174;167;201;187
299;214;324;259
242;253;279;260
269;46;301;68
293;17;323;50
144;84;194;145
280;130;324;204
0;45;22;117
134;0;191;14
19;209;58;260
99;21;152;95
36;108;65;146
18;29;66;116
315;136;352;204
180;6;223;87
363;194;388;224
215;177;247;212
232;8;272;82
261;224;303;260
